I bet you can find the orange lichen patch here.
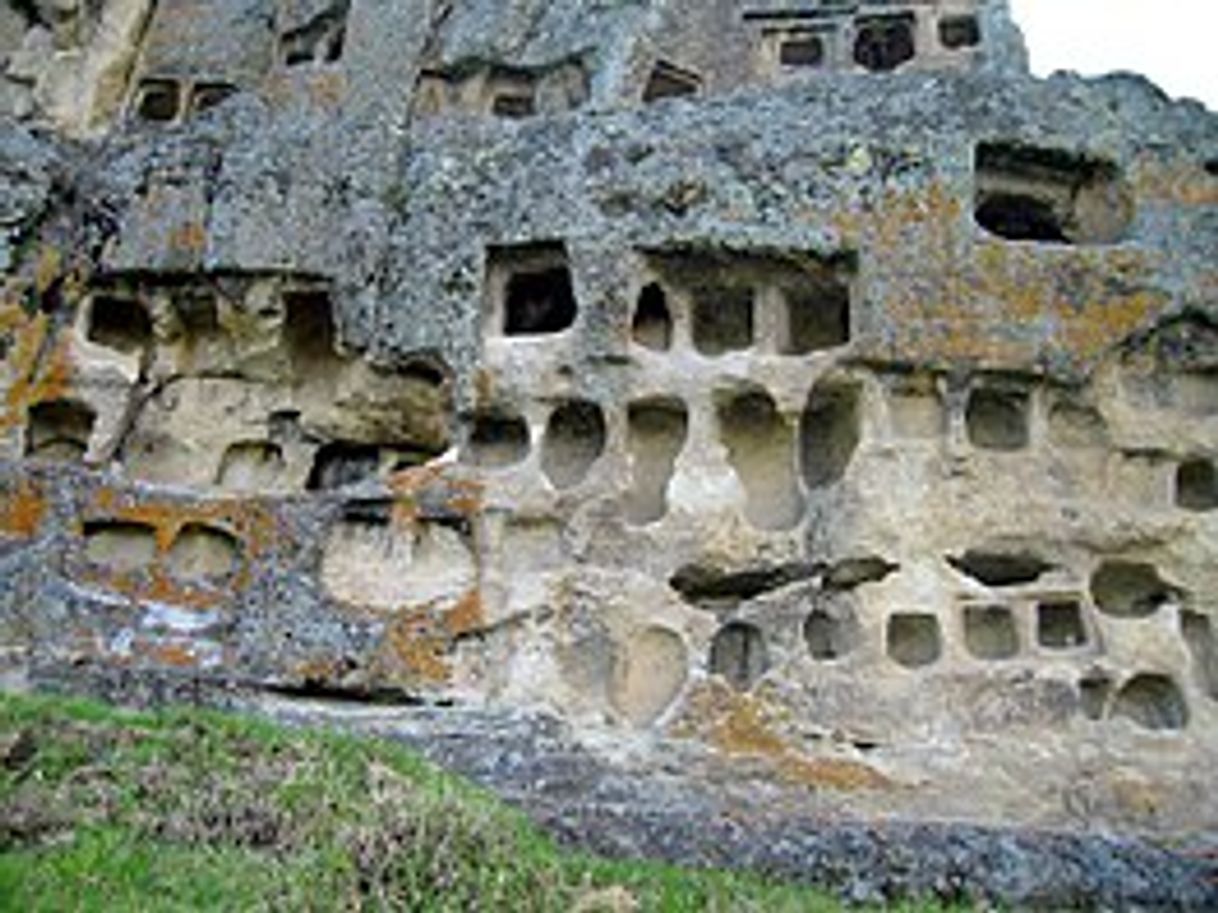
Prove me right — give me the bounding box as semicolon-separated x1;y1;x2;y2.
1058;289;1164;357
1108;776;1169;821
33;247;63;294
443;589;484;638
77;491;280;610
474;369;496;408
0;310;73;435
779;756;893;791
261;73;292;108
819;178;1172;370
1198;271;1218;300
388;463;451;496
387;465;485;528
386;465;439;526
444;481;485;518
380;609;451;683
145;573;226;611
673;683;893;793
1132;158;1218;207
134;639;200;669
169;221;207;255
897;244;1162;367
261;70;348;112
294;656;351;684
88;490;277;559
963;244;1165;360
77;563;223;612
870;182;965;258
705;691;790;757
372;588;485;686
0;480;47;539
306;70;347;111
0;295;25;331
668;679;733;739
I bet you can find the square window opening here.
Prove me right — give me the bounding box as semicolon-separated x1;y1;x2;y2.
692;285;753;356
1037;600;1088;650
780;278;850;354
964;604;1020;661
780;35;825;67
939;15;981;49
489;243;578;337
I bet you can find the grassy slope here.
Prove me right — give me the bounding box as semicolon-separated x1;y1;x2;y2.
0;692;944;912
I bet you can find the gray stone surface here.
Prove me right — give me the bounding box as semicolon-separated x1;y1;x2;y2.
22;663;1218;910
2;2;1218;906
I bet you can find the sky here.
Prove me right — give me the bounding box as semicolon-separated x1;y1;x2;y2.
1010;0;1217;111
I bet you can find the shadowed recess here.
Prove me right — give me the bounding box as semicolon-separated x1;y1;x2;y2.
1090;561;1176;619
489;243;578;336
1110;674;1188;731
642;60;701;103
670;561;817;609
716;388;804;531
974;143;1132;244
1181;611;1218;701
307;442;381;490
964;605;1019;661
632;283;672;352
624;398;688;525
805;602;860;661
88;294;152;354
466;412;530;469
83;520;157;572
1176;458;1217;512
966;387;1029;451
1037;601;1088;650
541;400;606;490
800;381;860;489
25;400;95;463
887;613;942;669
217;441;285;492
854;14;915;72
709;621;768;690
940;15;981;49
948;550;1050;587
167;523;240;579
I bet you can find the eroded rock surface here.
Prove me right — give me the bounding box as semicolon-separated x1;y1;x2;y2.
2;1;1217;905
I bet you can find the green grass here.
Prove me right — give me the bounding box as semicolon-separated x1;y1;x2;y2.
0;692;943;912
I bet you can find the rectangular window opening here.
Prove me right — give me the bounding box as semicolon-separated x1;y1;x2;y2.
939;15;981;50
780;34;825;67
643;61;702;104
487;243;578;337
780;276;850;354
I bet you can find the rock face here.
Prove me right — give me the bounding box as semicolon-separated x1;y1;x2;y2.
2;0;1218;901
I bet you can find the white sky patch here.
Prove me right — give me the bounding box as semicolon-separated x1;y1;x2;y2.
1010;0;1217;111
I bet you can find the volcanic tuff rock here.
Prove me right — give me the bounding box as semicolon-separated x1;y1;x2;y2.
2;0;1218;905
